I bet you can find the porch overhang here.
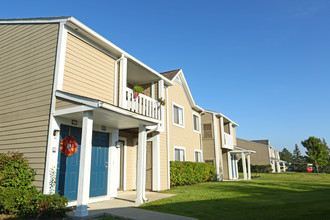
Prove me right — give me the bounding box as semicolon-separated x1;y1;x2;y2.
54;91;160;129
230;146;256;154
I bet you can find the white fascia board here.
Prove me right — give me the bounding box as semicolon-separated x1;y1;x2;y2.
53;105;96;116
66;17;173;86
55;91;101;107
56;91;160;124
0;16;69;24
100;103;160;124
174;70;203;113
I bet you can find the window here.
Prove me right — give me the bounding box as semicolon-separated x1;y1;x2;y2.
203;123;213;138
195;150;202;162
173;104;184;127
174;147;185;161
193;114;200;132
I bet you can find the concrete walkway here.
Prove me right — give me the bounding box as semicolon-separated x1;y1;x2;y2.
68;191;197;220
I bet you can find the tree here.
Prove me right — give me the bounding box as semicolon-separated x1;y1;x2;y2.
292;144;302;164
279;148;293;163
301;137;329;174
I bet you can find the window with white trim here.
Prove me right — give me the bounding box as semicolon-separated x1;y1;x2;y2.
174;147;185;161
173;104;184;126
195;150;202;162
193;114;200;132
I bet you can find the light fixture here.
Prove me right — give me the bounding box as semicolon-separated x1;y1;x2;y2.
53;129;60;136
101;126;106;131
72;120;78;125
116;141;121;148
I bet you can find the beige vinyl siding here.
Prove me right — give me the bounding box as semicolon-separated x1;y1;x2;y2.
236;138;270;165
0;23;59;189
55;97;82;110
160;87;168;190
222;149;229;180
168;80;202;162
232;126;237;146
63;33;115;105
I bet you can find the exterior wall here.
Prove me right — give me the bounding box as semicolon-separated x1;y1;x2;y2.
168;80;202;162
0;23;59;189
160;87;168;190
237;138;270;165
222;149;229;180
118;131;137;191
55;97;81;110
201;112;215;163
232;125;237;146
62;33;116;105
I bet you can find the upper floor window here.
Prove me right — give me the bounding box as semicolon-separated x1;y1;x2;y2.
203;123;213;138
173;103;184;127
193;113;200;132
174;147;185;161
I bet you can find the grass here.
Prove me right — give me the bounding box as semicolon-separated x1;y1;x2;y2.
139;172;330;220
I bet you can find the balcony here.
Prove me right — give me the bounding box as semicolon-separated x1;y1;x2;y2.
223;133;234;150
125;87;161;120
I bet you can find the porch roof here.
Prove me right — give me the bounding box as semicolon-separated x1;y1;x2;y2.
54;91;160;129
230;146;256;154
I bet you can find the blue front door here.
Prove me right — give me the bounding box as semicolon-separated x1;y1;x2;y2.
90;131;109;197
56;125;81;201
56;125;109;201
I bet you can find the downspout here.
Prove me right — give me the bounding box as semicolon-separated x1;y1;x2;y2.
166;87;171;189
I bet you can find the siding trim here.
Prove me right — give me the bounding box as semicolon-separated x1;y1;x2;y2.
43;21;67;194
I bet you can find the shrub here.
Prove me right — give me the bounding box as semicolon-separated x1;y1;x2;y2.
0;152;68;218
250;164;272;173
170;161;216;187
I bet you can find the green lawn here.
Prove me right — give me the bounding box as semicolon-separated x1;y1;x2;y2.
139;172;330;220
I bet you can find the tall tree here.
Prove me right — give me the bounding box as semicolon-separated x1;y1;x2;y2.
280;148;293;163
301;137;329;174
292;144;302;164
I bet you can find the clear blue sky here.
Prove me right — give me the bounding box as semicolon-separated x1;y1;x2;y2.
2;0;329;154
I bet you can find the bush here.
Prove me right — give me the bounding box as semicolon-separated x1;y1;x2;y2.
250;164;272;173
0;152;68;218
170;161;216;187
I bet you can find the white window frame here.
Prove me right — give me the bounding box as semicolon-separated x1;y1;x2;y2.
194;149;203;162
172;102;185;128
192;112;201;133
173;146;186;161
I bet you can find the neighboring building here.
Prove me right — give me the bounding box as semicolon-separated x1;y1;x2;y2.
201;111;255;181
236;138;281;173
0;16;175;216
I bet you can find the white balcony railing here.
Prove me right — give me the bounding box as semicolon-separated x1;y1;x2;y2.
125;87;161;120
223;133;234;149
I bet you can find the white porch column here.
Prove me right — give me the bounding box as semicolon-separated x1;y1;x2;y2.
136;125;146;204
119;55;127;109
247;154;251;180
241;152;247;180
109;129;119;198
75;112;93;217
276;161;281;173
150;133;161;191
227;152;233;180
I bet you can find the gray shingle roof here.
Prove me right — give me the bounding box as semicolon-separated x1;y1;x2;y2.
160;69;181;81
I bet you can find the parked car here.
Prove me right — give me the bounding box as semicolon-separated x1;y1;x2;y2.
306;166;313;173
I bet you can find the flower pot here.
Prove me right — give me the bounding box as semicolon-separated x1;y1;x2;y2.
134;92;139;99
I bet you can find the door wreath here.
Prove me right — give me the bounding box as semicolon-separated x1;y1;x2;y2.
60;136;78;157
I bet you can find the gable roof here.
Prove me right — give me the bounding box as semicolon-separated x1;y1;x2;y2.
160;69;181;81
161;69;203;112
0;16;173;86
204;110;239;127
